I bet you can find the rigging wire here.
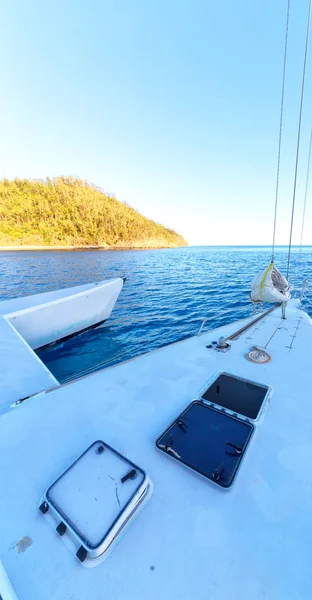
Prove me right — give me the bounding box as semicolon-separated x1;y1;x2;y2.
286;0;312;280
272;0;291;263
299;124;312;255
59;302;258;383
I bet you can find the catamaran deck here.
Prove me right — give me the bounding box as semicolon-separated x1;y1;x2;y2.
0;315;58;411
0;299;311;599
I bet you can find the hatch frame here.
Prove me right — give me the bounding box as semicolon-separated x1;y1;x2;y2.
40;440;153;566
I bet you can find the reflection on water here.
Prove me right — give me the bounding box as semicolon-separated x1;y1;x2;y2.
1;246;311;382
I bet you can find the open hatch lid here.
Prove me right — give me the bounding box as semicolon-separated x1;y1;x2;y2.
200;372;270;421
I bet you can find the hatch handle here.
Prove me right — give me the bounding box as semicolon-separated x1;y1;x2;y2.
226;442;242;455
211;462;224;481
121;469;137;483
177;419;187;433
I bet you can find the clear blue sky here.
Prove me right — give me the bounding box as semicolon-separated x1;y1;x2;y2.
1;0;312;245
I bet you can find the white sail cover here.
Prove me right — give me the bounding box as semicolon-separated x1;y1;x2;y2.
250;263;292;303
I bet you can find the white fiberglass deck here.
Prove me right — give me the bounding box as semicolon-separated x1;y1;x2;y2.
0;299;311;599
0;316;58;411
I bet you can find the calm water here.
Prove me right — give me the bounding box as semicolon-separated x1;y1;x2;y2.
1;246;311;382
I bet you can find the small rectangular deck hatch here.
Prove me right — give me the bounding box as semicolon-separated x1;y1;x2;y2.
156;402;254;488
40;441;152;566
201;373;269;420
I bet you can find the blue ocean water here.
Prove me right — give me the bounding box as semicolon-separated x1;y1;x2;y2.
1;246;311;382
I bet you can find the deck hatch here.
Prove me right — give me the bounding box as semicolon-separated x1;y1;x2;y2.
40;441;152;566
201;373;269;420
156;402;254;488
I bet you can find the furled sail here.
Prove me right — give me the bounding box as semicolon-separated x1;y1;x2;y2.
250;262;292;303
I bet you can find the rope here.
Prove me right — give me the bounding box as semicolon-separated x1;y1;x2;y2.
272;0;291;263
286;0;312;279
299;124;312;255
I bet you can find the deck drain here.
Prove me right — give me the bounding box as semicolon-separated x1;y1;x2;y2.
245;346;271;364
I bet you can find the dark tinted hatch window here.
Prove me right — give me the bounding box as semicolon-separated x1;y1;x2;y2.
201;374;268;420
156;402;254;488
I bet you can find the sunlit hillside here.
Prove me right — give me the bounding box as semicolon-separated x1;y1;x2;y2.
0;177;187;249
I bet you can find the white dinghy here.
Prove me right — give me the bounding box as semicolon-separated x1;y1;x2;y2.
0;277;125;349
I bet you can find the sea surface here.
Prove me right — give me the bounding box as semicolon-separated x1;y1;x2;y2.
1;246;311;382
